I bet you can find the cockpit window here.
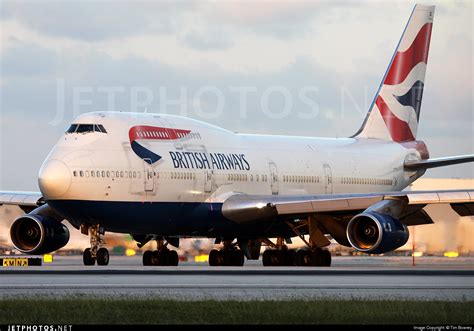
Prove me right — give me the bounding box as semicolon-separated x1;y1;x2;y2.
65;124;107;134
76;124;95;133
66;124;78;133
98;125;107;133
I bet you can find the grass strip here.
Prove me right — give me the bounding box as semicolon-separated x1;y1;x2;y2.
0;299;472;324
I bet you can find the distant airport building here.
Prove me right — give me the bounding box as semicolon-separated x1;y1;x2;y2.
400;178;474;256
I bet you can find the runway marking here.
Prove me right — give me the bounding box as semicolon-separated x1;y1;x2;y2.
1;269;473;276
1;284;473;289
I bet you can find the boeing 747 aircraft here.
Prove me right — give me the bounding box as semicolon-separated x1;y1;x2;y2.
1;4;473;267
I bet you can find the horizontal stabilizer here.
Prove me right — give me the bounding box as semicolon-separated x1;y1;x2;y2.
404;154;474;171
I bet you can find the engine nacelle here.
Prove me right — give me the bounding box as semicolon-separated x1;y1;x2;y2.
346;212;409;254
10;214;70;255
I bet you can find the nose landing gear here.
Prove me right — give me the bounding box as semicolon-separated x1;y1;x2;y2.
82;224;109;266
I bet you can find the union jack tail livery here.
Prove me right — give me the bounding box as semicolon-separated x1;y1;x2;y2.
356;4;435;142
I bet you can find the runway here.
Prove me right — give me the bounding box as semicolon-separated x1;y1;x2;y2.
1;256;473;301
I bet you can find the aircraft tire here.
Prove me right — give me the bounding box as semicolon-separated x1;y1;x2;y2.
262;250;273;266
168;250;179;266
209;249;220;266
97;248;109;266
143;250;154;266
83;248;95;266
321;250;332;267
232;250;245;266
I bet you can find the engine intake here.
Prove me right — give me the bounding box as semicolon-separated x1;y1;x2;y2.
346;212;409;254
10;214;69;255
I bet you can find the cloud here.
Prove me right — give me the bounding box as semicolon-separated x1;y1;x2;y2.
1;39;58;77
0;1;472;191
1;1;192;41
181;29;234;51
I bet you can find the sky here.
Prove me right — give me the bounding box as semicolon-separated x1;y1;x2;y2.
0;0;473;191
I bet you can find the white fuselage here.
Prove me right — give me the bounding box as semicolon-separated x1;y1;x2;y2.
39;112;423;206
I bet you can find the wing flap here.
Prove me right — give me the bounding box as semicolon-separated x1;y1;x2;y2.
404;191;473;204
451;203;474;217
275;196;383;215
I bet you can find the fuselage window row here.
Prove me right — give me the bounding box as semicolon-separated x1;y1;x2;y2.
340;177;393;186
73;170;141;179
282;175;320;183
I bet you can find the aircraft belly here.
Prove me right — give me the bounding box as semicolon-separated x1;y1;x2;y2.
47;199;293;237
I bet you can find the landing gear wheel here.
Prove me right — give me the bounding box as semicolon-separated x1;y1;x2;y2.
143;250;154;266
168;250;179;266
296;249;312;266
231;250;245;266
262;250;272;266
209;249;219;266
284;249;296;266
158;250;170;266
262;250;284;266
295;249;305;266
321;250;332;267
220;250;230;266
96;247;109;266
310;249;324;267
83;248;95;266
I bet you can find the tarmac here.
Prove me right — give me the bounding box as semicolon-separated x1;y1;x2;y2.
0;255;473;301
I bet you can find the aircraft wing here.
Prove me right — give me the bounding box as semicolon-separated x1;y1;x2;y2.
0;191;44;212
222;189;474;224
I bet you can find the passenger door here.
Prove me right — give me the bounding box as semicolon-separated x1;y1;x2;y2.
269;161;279;195
204;169;213;193
143;159;154;192
323;163;332;194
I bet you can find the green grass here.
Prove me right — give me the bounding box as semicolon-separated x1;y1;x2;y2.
0;299;472;324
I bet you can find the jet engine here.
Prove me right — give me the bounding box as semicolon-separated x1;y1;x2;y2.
10;213;69;255
346;211;409;254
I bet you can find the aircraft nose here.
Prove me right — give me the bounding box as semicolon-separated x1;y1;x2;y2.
38;159;71;199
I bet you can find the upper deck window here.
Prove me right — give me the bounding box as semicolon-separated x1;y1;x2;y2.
65;124;107;134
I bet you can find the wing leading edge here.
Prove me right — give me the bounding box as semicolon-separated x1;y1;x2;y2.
0;191;44;212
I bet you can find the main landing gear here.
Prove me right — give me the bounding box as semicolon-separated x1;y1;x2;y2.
82;224;109;266
209;239;245;266
262;238;331;267
262;216;333;267
142;238;179;266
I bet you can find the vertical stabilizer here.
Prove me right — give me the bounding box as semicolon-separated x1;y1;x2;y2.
355;5;435;142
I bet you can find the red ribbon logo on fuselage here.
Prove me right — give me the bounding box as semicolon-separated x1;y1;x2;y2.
129;125;192;164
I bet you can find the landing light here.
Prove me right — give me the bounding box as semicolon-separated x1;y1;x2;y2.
444;251;459;258
256;203;266;209
125;249;136;256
